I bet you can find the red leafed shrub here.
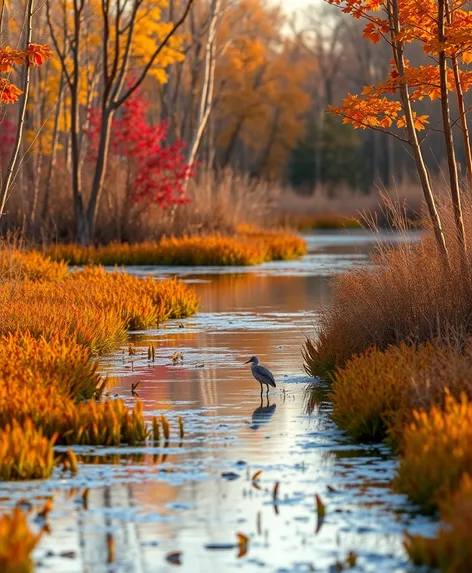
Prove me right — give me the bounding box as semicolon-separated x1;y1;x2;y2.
86;88;193;208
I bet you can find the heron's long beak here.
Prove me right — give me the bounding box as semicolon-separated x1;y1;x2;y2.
244;358;251;364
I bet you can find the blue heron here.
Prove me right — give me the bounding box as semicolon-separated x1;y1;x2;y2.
244;356;276;398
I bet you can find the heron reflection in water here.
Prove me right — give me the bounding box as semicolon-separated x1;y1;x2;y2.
244;355;276;399
251;398;276;430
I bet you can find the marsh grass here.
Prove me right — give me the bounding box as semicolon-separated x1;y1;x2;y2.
0;250;198;479
0;420;56;481
0;250;67;282
0;507;41;573
404;474;472;571
304;199;472;378
394;392;472;512
329;342;472;447
45;230;306;267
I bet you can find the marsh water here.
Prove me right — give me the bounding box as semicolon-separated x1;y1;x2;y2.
1;232;436;573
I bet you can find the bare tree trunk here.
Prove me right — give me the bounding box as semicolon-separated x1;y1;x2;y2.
0;0;34;218
438;0;466;256
185;0;221;183
42;74;65;224
389;0;449;262
445;1;472;193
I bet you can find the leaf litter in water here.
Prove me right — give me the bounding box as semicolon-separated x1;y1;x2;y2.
252;469;262;490
205;532;249;559
315;493;325;534
166;551;182;565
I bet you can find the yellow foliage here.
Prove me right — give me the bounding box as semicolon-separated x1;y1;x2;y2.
395;393;472;511
45;231;306;267
404;474;472;573
0;508;41;573
216;0;312;176
0;250;67;281
0;420;56;480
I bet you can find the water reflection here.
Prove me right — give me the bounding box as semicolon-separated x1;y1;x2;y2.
250;400;276;430
0;232;436;573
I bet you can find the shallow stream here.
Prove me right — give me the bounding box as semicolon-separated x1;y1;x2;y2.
1;231;436;573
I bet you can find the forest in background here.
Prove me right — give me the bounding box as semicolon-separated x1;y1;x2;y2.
0;0;463;243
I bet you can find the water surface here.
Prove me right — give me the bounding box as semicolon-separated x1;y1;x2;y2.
0;231;434;573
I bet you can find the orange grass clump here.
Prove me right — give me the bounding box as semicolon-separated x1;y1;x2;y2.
0;420;56;480
0;250;67;282
45;230;306;267
0;332;101;401
395;393;472;511
404;474;472;572
329;342;472;446
0;280;127;354
0;508;41;573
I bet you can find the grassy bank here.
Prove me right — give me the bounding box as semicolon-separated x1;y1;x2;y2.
44;229;306;267
0;249;198;483
303;204;472;571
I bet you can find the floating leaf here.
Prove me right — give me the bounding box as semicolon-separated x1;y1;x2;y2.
273;481;280;501
252;470;262;481
315;494;325;534
107;533;115;563
236;532;249;558
166;551;182;565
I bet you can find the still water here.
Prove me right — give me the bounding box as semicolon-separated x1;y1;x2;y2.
0;231;435;573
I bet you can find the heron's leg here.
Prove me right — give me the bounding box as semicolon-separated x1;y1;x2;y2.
260;383;263;400
266;385;269;397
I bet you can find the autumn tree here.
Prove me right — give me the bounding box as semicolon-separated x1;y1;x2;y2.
326;0;472;260
0;0;52;219
47;0;195;244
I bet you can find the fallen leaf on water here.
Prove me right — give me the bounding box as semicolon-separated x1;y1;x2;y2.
59;551;77;559
346;551;357;567
273;481;280;501
315;493;325;534
81;488;89;509
252;470;262;481
236;532;249;558
166;551;182;565
327;485;337;493
315;494;325;518
107;533;115;563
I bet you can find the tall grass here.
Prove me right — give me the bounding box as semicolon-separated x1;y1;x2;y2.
329;342;472;447
45;229;306;267
0;250;199;480
0;508;41;573
303;199;472;378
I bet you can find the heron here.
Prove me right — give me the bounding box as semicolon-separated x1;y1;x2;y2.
244;356;276;398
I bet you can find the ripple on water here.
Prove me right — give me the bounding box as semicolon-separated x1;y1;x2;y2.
3;232;434;573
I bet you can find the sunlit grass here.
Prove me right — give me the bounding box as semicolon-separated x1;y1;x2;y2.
0;250;67;282
0;249;198;480
395;392;472;512
0;508;41;572
0;420;56;481
45;230;306;266
404;474;472;571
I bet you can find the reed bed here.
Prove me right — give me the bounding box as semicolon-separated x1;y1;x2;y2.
303;200;472;570
0;250;198;482
0;250;67;282
0;420;56;481
0;508;41;573
405;474;472;572
45;230;306;267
